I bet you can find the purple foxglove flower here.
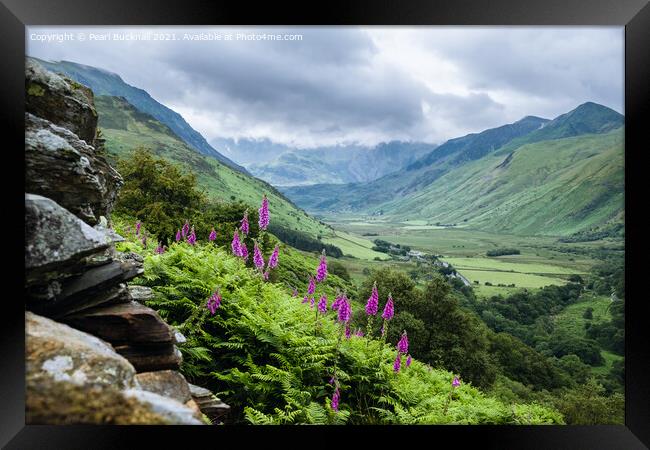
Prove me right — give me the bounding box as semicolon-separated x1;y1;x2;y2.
406;355;412;367
182;220;190;238
393;353;401;373
175;229;181;242
331;388;340;412
263;270;269;281
310;296;315;308
317;295;328;314
397;331;409;354
240;241;249;260
365;281;379;316
155;242;165;254
268;245;279;269
240;211;249;235
209;228;217;241
187;227;197;245
206;290;222;315
253;241;265;271
258;194;270;230
329;376;335;385
382;293;394;321
302;296;310;304
452;377;461;388
380;324;385;337
135;221;141;236
337;297;351;323
141;235;147;248
231;229;242;257
316;250;327;283
345;324;351;339
292;287;298;297
355;329;364;337
307;276;316;296
331;295;343;311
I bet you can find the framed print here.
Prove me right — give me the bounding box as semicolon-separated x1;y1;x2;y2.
3;0;649;447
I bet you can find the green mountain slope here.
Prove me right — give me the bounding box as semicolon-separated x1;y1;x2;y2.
375;128;624;236
29;57;247;174
94;95;331;238
282;103;625;237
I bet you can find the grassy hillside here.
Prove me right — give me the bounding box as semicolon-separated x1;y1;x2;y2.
95;95;331;238
375;128;624;236
29;57;246;173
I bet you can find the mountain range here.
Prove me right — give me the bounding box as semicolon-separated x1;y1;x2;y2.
30;57;248;174
282;102;625;237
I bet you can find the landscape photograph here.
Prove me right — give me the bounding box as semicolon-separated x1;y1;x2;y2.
24;26;625;425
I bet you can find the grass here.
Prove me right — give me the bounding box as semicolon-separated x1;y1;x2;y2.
460;269;566;290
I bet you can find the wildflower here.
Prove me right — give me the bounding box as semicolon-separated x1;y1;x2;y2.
331;388;340;412
307;276;316;296
331;295;342;311
316;250;327;282
175;229;181;242
310;297;315;308
231;229;242;256
240;241;249;260
355;329;364;337
406;355;412;367
155;242;165;254
292;287;298;297
187;227;197;245
240;210;249;235
397;331;409;354
302;296;310;304
337;297;351;323
452;377;461;388
209;227;217;241
317;295;328;314
182;220;190;238
258;194;269;230
135;221;141;236
382;293;394;321
365;281;379;316
253;241;265;271
268;245;279;269
329;376;335;385
206;290;222;315
263;270;269;281
345;324;351;339
393;353;401;373
141;235;147;248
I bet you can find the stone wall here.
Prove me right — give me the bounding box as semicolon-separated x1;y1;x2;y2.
24;59;228;425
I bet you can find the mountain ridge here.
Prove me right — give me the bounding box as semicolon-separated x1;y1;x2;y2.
28;57;248;175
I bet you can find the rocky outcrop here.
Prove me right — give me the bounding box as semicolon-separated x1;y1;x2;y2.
25;113;122;225
26;312;202;425
24;61;224;425
25;58;98;144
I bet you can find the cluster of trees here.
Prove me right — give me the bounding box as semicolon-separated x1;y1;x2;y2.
371;239;411;256
486;248;521;256
115;147;261;249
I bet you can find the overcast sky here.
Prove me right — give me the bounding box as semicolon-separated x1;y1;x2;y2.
27;26;624;148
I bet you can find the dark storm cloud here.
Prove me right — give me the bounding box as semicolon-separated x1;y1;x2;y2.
26;26;623;147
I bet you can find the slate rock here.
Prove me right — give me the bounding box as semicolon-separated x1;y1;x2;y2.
26;311;136;390
113;343;182;373
135;370;193;403
122;389;203;425
26;58;98;144
25;112;122;225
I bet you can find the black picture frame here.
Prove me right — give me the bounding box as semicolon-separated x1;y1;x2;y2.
3;0;648;447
